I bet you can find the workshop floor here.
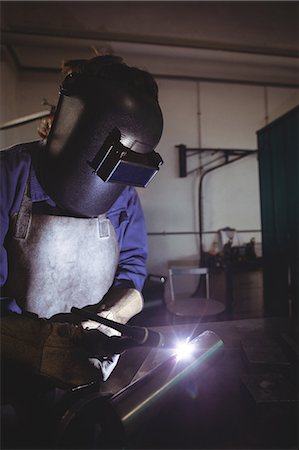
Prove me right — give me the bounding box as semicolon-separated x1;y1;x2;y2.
128;298;264;328
131;268;264;328
129;300;228;328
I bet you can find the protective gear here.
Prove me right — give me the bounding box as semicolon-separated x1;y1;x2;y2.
87;127;163;187
39;55;163;217
0;312;101;389
83;319;121;382
6;187;119;318
81;287;143;380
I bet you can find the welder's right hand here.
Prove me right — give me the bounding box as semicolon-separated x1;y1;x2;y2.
0;312;102;390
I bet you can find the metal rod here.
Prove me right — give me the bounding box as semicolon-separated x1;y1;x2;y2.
147;229;261;236
180;147;257;154
112;330;223;436
56;330;224;448
0;110;51;130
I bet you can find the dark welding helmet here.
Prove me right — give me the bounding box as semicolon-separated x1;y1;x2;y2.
40;56;163;217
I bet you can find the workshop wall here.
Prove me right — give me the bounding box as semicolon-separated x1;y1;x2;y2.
0;57;18;148
1;56;298;279
140;80;298;275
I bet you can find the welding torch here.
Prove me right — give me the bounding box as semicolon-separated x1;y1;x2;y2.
71;306;165;354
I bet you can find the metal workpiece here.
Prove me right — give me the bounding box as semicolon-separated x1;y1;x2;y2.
57;330;224;449
112;330;223;436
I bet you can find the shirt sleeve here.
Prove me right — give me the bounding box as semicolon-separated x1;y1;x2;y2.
0;146;31;315
107;186;148;292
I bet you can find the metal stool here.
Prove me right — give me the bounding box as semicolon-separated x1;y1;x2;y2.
166;266;225;319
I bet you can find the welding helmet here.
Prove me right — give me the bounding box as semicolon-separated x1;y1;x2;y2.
39;55;163;217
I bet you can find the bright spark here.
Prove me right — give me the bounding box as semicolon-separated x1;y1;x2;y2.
174;339;196;361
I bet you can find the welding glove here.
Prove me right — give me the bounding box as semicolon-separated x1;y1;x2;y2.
81;287;143;381
0;312;103;390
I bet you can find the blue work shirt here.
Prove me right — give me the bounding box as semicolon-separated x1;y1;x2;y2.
0;141;148;315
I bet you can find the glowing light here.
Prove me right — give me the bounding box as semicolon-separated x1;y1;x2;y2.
174;339;196;361
121;337;223;424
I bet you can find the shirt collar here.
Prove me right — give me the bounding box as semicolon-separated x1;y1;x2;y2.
29;161;56;206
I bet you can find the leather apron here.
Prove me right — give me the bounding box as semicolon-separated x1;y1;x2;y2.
6;187;119;319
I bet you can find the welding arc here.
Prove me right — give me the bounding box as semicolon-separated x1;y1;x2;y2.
71;306;165;348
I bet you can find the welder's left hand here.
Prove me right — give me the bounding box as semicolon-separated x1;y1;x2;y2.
82;325;121;382
81;287;143;380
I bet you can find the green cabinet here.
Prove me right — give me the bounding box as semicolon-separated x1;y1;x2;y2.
257;106;298;317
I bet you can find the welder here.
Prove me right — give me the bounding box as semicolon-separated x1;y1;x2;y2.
0;55;163;400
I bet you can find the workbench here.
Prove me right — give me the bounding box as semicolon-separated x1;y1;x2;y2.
104;316;298;449
1;317;297;449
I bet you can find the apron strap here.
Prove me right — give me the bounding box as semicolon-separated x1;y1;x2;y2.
12;184;32;240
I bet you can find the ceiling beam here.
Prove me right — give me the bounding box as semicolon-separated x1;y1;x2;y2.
2;28;299;59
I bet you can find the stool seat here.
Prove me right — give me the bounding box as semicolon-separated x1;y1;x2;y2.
165;266;225;320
